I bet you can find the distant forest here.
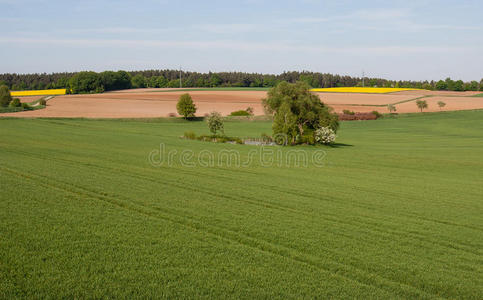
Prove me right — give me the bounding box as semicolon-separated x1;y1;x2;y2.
0;70;482;94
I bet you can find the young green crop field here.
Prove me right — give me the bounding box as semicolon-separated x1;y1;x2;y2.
1;111;482;298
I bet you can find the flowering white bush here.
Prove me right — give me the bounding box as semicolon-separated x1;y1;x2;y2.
314;127;336;144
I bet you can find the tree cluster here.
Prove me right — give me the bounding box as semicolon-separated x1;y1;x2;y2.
263;81;339;145
1;70;482;94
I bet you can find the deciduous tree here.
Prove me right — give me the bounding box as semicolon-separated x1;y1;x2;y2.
0;85;12;107
263;81;338;144
207;111;224;135
416;100;428;112
176;93;197;119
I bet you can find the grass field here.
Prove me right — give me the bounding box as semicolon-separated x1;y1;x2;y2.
310;87;422;94
1;111;482;298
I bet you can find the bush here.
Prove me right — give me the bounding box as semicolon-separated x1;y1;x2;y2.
183;131;197;140
230;110;251;116
21;103;30;109
342;109;355;115
9;98;21;107
206;111;224;135
314;127;336;144
38;99;47;106
261;133;272;143
195;134;243;144
176;93;197;119
371;111;382;119
299;134;315;145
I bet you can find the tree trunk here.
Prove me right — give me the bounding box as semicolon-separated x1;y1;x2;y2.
297;123;304;136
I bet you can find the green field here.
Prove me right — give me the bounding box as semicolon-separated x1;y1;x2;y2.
1;111;482;298
112;87;271;93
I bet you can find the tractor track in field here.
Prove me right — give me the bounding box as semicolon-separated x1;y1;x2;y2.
1;165;447;299
2;145;481;256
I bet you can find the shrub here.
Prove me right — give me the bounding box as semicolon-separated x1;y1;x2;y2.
176;93;197;119
207;111;224;135
183;131;197;140
437;101;446;110
246;107;254;115
230;110;251;116
371;111;382;119
9;98;21;108
21;103;30;109
261;133;272;143
38;99;47;106
299;134;315;145
342;109;355;115
314;127;336;144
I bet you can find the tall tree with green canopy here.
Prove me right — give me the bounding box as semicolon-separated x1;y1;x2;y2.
68;71;103;94
131;74;146;88
0;85;13;107
263;81;338;144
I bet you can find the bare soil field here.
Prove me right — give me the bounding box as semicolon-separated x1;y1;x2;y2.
3;89;483;118
393;90;482;96
315;92;421;105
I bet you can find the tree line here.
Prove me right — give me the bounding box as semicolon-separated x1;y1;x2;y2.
0;70;482;94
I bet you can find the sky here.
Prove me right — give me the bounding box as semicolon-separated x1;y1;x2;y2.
1;0;482;81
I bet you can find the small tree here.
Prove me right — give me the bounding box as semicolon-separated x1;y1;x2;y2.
387;104;397;113
437;101;446;110
0;85;12;107
207;111;224;135
416;100;428;112
176;93;197;119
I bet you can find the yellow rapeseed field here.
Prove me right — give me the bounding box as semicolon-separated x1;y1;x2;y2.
310;87;421;94
10;89;67;96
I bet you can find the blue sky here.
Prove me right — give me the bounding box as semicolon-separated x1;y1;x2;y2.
1;0;482;81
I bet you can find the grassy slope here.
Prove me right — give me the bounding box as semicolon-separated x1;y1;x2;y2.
0;111;482;298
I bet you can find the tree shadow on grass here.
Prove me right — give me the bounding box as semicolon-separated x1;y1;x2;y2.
327;142;354;148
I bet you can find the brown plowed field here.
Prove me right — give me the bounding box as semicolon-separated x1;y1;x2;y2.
3;89;483;118
392;90;482;96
